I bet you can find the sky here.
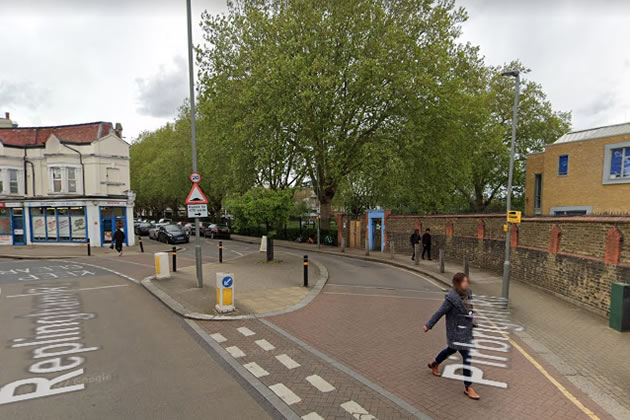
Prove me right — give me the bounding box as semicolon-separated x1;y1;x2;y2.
1;0;629;142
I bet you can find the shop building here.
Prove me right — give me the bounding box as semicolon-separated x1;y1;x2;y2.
0;113;135;246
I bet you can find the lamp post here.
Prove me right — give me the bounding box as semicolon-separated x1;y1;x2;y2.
501;70;520;305
186;0;203;287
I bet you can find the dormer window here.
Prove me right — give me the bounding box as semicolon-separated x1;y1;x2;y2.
49;166;82;194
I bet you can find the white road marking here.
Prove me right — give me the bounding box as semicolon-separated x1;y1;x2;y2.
243;362;269;378
306;375;335;392
269;383;301;405
231;250;244;256
255;339;276;351
209;333;227;343
5;284;128;298
323;291;442;301
275;354;301;369
104;258;154;268
341;400;378;420
375;262;447;291
225;346;246;358
302;413;325;420
237;327;256;336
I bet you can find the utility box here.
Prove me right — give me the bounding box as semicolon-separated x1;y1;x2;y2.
154;252;170;279
609;282;630;332
216;272;235;313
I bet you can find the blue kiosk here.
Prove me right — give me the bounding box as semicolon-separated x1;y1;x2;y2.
366;209;387;252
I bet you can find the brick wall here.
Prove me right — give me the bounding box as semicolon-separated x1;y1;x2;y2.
341;212;630;317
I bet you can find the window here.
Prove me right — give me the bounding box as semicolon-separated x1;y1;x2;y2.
603;142;630;184
551;206;592;216
534;174;542;214
49;166;81;193
0;167;22;195
9;169;18;194
52;167;63;192
67;167;77;193
558;155;569;176
31;206;87;242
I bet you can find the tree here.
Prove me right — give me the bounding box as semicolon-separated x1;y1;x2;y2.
224;187;295;233
197;0;469;227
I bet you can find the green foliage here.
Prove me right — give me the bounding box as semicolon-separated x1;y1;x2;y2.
223;187;295;231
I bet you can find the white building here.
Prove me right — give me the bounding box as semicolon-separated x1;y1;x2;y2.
0;113;135;247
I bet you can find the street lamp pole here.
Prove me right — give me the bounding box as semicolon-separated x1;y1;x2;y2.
186;0;203;288
501;70;520;304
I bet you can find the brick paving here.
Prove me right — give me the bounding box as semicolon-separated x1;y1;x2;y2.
269;286;616;420
198;319;418;420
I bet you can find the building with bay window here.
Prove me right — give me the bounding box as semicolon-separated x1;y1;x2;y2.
0;113;135;246
525;122;630;216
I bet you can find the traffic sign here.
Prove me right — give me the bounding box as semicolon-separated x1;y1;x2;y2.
507;210;522;224
222;276;233;288
187;204;208;218
185;183;208;204
190;172;201;183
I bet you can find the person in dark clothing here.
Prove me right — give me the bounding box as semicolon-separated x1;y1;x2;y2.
421;228;432;260
423;272;480;400
112;227;126;256
410;229;421;260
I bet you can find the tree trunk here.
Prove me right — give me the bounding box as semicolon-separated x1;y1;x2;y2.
319;189;335;229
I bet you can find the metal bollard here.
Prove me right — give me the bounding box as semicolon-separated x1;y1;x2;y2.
390;241;395;259
266;237;274;262
439;249;445;273
303;255;309;287
219;241;223;263
139;236;144;253
172;246;177;272
464;255;469;277
365;239;370;256
341;237;345;253
414;244;419;265
87;238;91;256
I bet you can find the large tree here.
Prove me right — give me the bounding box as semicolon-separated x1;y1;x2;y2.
197;0;468;227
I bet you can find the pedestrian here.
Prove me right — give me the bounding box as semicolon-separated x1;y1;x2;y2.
112;226;126;256
423;272;480;400
410;228;421;260
421;228;432;260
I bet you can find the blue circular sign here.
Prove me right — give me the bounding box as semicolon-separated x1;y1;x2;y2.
222;276;233;288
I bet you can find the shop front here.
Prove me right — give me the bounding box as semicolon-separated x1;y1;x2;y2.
100;206;128;245
29;205;87;243
0;205;26;246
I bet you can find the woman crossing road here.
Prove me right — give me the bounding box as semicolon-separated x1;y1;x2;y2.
423;272;480;400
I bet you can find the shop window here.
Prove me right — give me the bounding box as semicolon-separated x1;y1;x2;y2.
31;208;46;241
58;208;70;240
70;207;87;241
0;208;11;245
31;206;87;242
46;208;57;239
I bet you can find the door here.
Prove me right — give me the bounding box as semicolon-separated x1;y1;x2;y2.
100;207;128;246
11;208;25;245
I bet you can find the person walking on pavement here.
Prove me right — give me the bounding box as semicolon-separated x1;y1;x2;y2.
421;228;432;260
410;228;421;260
423;272;480;400
112;226;126;256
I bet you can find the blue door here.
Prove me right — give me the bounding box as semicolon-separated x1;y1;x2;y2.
11;208;25;245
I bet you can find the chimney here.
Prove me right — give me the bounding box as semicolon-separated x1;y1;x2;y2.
4;112;9;119
115;122;123;138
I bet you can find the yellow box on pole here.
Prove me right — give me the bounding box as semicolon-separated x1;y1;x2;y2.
507;210;522;224
215;272;235;313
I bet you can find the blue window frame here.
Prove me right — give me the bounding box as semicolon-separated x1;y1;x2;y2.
558;155;569;176
609;147;630;178
29;206;88;243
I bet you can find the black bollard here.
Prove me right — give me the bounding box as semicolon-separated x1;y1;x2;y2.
87;238;91;256
303;255;308;287
219;241;223;263
464;255;469;277
439;249;445;273
266;237;274;262
139;236;144;253
172;246;177;272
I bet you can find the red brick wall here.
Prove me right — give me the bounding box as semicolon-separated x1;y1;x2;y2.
383;213;630;317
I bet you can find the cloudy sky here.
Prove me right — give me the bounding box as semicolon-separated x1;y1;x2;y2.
1;0;629;142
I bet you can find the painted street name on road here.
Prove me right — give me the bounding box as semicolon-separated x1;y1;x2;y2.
0;264;97;284
0;282;101;405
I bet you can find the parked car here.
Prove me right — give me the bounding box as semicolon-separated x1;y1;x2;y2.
157;224;189;244
184;222;210;236
148;222;168;240
158;218;172;224
204;224;230;239
135;222;153;236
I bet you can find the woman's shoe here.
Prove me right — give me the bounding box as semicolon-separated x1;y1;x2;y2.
465;386;480;400
427;361;440;376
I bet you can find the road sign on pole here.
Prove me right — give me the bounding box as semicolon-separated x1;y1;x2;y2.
185;183;209;204
190;172;201;183
187;204;208;218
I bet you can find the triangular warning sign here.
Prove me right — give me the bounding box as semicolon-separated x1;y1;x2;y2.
185;183;208;204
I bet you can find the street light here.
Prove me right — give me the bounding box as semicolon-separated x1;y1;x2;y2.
186;0;203;287
501;69;520;306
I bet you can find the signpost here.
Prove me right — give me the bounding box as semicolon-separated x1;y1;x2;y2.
187;204;208;218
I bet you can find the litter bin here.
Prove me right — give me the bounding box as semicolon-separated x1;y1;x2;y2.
609;282;630;332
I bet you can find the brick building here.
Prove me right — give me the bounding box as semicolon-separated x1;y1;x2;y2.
525;122;630;216
0;113;135;247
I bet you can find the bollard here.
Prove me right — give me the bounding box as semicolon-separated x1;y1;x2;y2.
216;272;235;313
464;255;469;277
365;239;370;256
303;255;309;287
219;241;223;263
439;249;445;273
341;237;345;253
266;237;274;262
390;241;395;259
139;236;144;253
87;238;91;256
172;246;177;272
414;244;419;265
154;252;170;279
